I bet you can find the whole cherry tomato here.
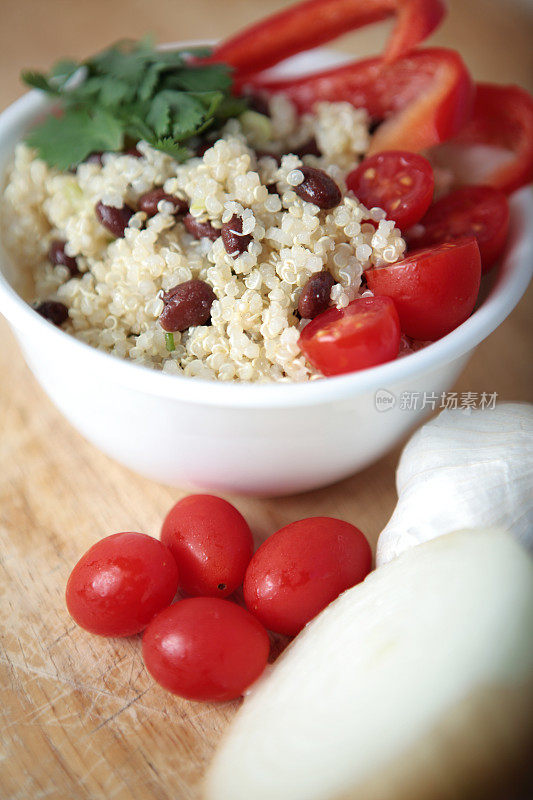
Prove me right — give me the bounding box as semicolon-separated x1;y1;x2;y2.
160;495;253;598
299;296;401;376
243;517;372;636
365;237;481;340
66;532;179;637
407;185;510;272
347;151;435;230
142;598;270;701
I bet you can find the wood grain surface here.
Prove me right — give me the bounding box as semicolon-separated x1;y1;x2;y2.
0;1;532;798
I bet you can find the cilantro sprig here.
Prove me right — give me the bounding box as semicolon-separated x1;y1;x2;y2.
22;38;247;170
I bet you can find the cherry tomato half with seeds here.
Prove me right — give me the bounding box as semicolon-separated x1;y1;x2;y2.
299;295;401;376
66;532;179;637
346;151;435;230
365;237;481;341
407;185;510;272
160;495;254;598
142;598;270;701
243;517;372;636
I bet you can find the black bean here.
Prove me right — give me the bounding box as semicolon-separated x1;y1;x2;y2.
84;152;103;166
48;239;79;276
195;141;213;157
298;271;335;319
159;279;216;332
138;188;188;218
123;145;142;158
221;215;252;257
245;92;271;117
294;167;342;209
256;150;281;165
193;135;219;157
293;138;321;158
35;300;69;326
95;201;134;238
183;213;220;242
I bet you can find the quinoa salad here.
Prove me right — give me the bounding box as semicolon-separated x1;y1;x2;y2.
3;0;529;383
2;97;406;382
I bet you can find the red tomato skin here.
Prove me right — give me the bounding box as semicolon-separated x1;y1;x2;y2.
160;495;253;598
365;237;481;341
66;533;179;637
299;296;401;376
142;598;270;701
407;185;510;272
243;517;372;636
347;151;435;230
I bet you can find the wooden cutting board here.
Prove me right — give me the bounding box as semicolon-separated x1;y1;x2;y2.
0;2;532;798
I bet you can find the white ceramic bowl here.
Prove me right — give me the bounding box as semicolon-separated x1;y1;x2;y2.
0;49;532;495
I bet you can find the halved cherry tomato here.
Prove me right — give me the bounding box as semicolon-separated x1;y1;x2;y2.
432;83;533;195
252;48;474;155
243;517;372;636
142;598;270;701
66;532;179;637
206;0;446;78
299;295;401;376
347;151;434;229
365;237;481;340
160;494;253;598
407;185;510;272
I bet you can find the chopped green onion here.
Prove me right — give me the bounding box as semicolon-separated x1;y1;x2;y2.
239;110;273;148
165;332;175;352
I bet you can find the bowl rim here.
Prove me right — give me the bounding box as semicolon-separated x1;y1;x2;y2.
0;62;532;409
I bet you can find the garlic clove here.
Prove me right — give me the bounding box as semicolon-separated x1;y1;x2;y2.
377;402;533;567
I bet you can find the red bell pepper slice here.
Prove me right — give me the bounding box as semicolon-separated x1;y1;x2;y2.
206;0;446;78
431;83;533;195
250;48;474;155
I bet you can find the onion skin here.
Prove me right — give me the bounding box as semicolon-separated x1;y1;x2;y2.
204;529;533;800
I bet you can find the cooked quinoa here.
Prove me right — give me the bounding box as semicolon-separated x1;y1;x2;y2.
2;97;407;382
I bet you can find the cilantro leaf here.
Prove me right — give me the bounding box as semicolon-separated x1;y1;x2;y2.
26;108;124;170
166;65;232;93
144;136;190;162
21;70;60;95
21;37;248;168
50;59;80;84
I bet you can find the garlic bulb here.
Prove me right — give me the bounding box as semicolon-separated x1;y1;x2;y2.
376;403;533;566
204;529;533;800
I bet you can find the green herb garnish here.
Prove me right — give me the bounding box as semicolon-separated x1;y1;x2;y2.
164;332;175;352
22;37;247;170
